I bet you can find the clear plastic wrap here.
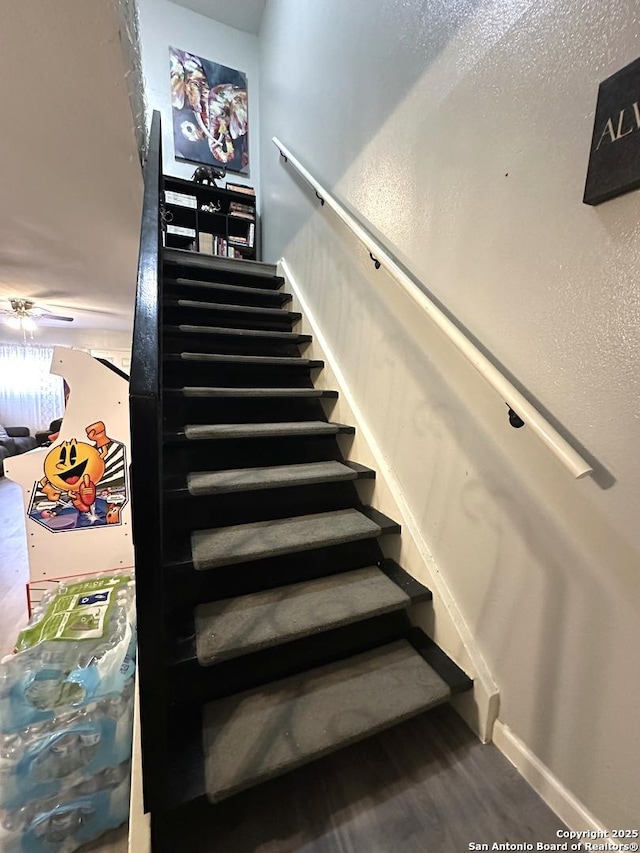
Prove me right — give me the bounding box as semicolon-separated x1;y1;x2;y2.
0;760;131;852
0;575;135;735
0;572;136;852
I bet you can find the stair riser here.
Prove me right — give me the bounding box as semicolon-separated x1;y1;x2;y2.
164;280;291;308
163;305;298;333
167;611;413;705
162;397;333;428
164;539;386;608
163;332;306;359
166;389;335;401
163;361;316;389
162;481;366;534
164;252;283;289
162;436;344;478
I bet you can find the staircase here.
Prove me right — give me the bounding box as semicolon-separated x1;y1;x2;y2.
129;117;472;842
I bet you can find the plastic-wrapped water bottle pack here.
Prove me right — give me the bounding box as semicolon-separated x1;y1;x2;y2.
0;572;136;852
0;760;131;853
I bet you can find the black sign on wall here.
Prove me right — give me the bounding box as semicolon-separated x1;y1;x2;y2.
584;57;640;206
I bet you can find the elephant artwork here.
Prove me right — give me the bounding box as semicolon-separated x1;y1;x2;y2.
170;47;249;174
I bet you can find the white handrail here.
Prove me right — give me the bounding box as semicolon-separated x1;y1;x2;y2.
272;136;593;480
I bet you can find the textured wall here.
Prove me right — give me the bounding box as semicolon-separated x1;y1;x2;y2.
259;0;640;828
137;0;260;194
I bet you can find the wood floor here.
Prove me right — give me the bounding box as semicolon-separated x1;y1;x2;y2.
1;478;566;853
157;703;566;852
0;477;30;657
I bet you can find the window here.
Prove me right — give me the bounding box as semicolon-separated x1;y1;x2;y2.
0;344;65;433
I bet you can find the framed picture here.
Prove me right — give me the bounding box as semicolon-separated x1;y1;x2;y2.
169;46;249;174
584;57;640;205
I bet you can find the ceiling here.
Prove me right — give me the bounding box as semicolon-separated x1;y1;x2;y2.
0;2;142;332
168;0;266;35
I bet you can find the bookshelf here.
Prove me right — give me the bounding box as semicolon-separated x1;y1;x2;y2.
162;175;257;261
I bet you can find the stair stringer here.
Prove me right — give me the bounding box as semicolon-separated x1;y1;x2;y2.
279;257;499;743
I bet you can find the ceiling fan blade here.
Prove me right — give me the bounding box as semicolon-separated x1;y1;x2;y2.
42;314;74;322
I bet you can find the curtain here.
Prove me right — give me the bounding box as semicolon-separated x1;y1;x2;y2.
0;344;65;434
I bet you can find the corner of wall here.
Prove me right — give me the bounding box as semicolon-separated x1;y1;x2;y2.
492;721;609;833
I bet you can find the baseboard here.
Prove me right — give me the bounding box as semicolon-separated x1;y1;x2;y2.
279;257;499;742
128;671;151;853
492;721;607;832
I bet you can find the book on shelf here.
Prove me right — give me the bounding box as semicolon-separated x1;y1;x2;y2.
229;212;254;221
213;236;228;257
164;190;197;208
166;224;196;237
199;232;213;254
229;201;254;214
229;222;255;249
226;182;256;197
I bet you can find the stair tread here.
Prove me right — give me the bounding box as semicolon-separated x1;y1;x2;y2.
202;639;450;802
173;387;337;398
167;299;300;321
164;248;281;286
187;460;361;496
169;277;292;302
191;508;382;570
165;353;323;367
195;565;412;666
169;324;310;342
181;421;353;440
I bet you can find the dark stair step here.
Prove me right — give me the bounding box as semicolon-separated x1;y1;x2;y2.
165;387;337;400
164;249;283;289
165;539;386;606
164;325;311;344
165;627;471;806
194;564;429;666
166;277;292;306
164;299;301;325
184;460;373;497
201;640;451;803
166;421;355;442
191;507;399;570
164;352;323;369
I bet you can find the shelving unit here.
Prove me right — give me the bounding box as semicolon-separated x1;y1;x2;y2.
162;175;257;261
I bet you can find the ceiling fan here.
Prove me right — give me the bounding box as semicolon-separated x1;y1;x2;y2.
0;298;74;337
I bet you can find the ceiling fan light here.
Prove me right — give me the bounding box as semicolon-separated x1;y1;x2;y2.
5;315;21;330
22;316;37;331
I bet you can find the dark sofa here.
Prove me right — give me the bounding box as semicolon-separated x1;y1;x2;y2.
0;425;37;476
35;418;63;448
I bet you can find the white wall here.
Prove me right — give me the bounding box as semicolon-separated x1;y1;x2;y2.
0;327;132;352
137;0;260;197
259;0;640;829
0;2;142;333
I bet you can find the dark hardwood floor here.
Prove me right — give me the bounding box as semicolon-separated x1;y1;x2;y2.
157;704;565;852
